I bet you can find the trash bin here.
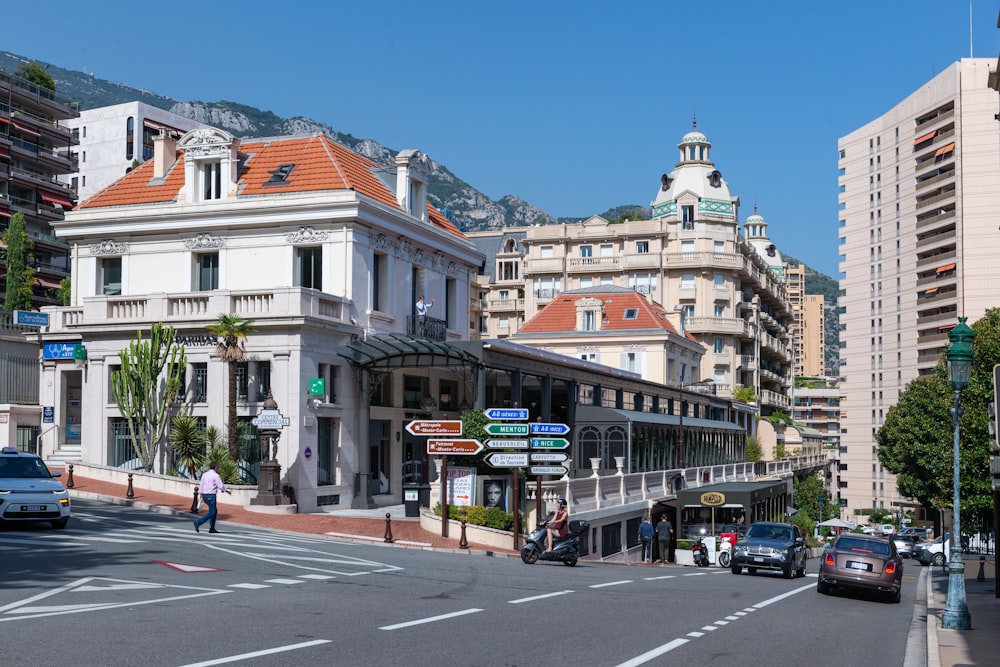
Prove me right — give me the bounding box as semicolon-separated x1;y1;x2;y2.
417;483;431;508
403;484;421;518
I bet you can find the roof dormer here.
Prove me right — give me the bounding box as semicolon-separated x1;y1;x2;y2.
575;296;605;333
395;149;430;221
178;128;240;203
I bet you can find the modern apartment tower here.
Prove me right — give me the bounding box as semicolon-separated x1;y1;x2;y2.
837;58;1000;516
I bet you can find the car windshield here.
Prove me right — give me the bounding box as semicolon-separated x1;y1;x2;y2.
0;457;52;478
747;525;792;541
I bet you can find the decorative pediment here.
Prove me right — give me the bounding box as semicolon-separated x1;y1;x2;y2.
286;226;329;244
183;233;226;250
88;239;128;256
178;128;237;158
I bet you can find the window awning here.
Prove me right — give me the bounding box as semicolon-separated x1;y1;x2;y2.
914;130;936;145
936;263;956;273
11;120;40;137
0;209;10;218
336;333;481;371
934;142;955;157
39;190;74;208
939;323;957;332
0;144;9;157
924;287;939;295
0;116;10;125
34;276;62;289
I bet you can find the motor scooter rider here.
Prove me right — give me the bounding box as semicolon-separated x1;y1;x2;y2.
546;498;569;552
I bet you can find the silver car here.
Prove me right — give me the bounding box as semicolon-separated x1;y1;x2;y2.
891;534;916;558
0;446;71;529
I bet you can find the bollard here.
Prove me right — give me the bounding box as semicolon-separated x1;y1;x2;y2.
190;486;200;513
126;473;135;499
978;555;986;582
66;463;74;489
459;520;469;549
384;513;394;543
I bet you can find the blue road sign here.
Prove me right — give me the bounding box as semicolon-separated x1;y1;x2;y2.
14;310;49;327
484;407;529;421
530;422;570;435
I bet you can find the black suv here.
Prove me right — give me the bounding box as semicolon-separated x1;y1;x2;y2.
730;521;807;579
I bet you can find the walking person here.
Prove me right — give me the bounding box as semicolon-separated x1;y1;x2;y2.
638;515;654;563
194;461;231;534
656;515;674;564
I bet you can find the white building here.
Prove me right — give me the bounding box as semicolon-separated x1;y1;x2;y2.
837;58;1000;516
41;127;483;511
63;101;206;200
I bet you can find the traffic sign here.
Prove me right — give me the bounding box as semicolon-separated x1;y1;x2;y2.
530;438;570;449
530;422;570;435
530;452;568;463
530;466;567;476
406;420;463;436
487;439;529;449
484;407;529;421
426;439;484;455
14;310;49;327
486;452;529;467
484;423;530;436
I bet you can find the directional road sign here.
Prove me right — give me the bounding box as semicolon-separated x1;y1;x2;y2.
530;422;570;435
406;420;463;436
530;452;568;463
530;465;568;476
484;423;530;436
484;407;529;421
14;310;49;327
486;452;529;468
426;439;484;455
487;439;530;449
530;437;570;449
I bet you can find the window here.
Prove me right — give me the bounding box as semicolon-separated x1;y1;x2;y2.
680;273;695;289
126;117;134;161
714;240;724;253
540;245;554;259
600;276;613;285
714;272;725;289
714;337;724;353
101;257;122;296
580;277;593;288
373;252;387;311
626;352;637;373
682;205;694;228
499;315;510;331
580;245;593;258
582;311;596;331
257;361;272;402
193;363;208;402
236;362;249;402
600;244;613;257
623;308;638;320
296;247;322;289
499;289;510;302
635;240;649;253
196;253;219;291
714;305;724;317
681;240;695;253
201;162;223;200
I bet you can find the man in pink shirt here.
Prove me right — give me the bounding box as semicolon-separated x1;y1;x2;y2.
194;461;231;534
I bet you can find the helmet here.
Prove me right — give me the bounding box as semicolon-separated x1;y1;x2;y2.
557;498;567;507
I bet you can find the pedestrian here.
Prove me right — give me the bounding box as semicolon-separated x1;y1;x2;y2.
638;515;654;563
415;295;434;336
656;515;674;564
194;461;231;534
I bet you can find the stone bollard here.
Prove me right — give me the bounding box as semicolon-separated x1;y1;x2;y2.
977;555;986;582
384;513;394;543
126;473;135;499
66;463;74;489
459;520;469;549
190;486;200;513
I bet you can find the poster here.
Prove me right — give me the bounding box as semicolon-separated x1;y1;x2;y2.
446;466;476;507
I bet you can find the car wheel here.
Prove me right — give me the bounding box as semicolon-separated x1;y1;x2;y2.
718;551;731;568
931;552;945;567
731;564;742;575
747;567;757;575
520;544;540;564
782;563;793;579
817;580;830;595
796;563;806;578
50;517;68;529
889;587;901;604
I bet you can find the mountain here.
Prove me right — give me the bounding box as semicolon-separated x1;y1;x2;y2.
2;52;840;373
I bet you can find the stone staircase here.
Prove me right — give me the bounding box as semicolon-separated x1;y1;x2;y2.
47;442;83;465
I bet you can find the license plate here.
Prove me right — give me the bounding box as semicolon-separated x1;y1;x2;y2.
21;505;46;511
847;561;869;571
753;557;764;563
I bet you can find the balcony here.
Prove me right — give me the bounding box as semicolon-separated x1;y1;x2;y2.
663;251;743;271
623;253;661;270
760;389;791;410
568;256;620;272
488;298;524;312
684;317;751;337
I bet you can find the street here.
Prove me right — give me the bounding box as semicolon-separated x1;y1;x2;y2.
1;500;920;666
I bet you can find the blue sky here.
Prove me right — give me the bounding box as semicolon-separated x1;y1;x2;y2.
7;1;1000;276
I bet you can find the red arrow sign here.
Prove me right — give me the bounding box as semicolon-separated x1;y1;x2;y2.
406;420;463;436
427;439;484;455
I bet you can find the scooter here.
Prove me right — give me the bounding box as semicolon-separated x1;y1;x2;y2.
717;530;737;568
521;514;589;567
691;534;710;567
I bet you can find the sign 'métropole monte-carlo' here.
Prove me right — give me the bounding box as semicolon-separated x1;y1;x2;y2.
405;420;463;436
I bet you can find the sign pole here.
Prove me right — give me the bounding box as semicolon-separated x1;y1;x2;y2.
512;466;520;551
441;454;449;538
535;476;542;524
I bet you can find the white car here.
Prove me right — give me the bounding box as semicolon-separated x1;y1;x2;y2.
0;446;71;529
879;524;895;536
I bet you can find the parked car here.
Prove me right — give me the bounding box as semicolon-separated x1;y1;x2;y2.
898;526;930;541
891;534;917;558
817;534;904;603
913;533;950;566
730;521;807;579
878;524;896;536
0;446;71;529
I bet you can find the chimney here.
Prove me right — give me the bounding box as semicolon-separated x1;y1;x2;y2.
152;130;177;178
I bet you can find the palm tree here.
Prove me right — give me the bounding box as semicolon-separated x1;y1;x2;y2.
206;314;255;461
170;411;206;479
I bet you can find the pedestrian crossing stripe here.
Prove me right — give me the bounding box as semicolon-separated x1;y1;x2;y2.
152;560;228;573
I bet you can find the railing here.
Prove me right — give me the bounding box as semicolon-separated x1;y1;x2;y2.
406;315;447;341
569;256;620;271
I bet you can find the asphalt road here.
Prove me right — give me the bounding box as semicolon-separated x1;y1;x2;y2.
1;500;919;666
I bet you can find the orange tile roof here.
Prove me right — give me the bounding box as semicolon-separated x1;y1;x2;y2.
518;288;686;337
78;134;464;238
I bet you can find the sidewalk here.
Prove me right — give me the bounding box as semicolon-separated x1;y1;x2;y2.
62;473;517;555
925;554;999;667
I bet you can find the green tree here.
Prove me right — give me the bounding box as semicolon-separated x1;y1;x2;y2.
732;385;756;403
170;411;206;478
792;474;829;523
16;62;54;91
58;277;71;306
206;314;254;461
110;323;187;472
2;212;35;311
744;435;763;462
877;309;1000;519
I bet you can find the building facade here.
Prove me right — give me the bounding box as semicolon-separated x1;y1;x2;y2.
837;58;1000;516
786;263;826;378
0;68;78;307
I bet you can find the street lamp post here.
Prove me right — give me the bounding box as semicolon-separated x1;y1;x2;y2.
942;317;975;630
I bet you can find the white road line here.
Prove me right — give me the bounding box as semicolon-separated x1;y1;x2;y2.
228;584;270;589
379;608;482;630
687;631;705;638
683;572;709;576
0;537;89;548
264;579;304;585
699;625;719;632
642;575;675;581
615;638;689;666
298;574;335;580
751;582;815;608
589;580;632;588
177;639;332;666
508;590;574;604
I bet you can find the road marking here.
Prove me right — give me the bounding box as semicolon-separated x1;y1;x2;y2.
508;590;574;604
153;561;227;573
264;578;304;585
299;574;336;580
589;580;632;589
229;583;270;589
177;639;332;666
699;625;719;632
379;608;482;630
752;583;815;608
642;575;675;581
325;531;432;547
615;638;689;666
687;631;704;637
683;572;709;577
